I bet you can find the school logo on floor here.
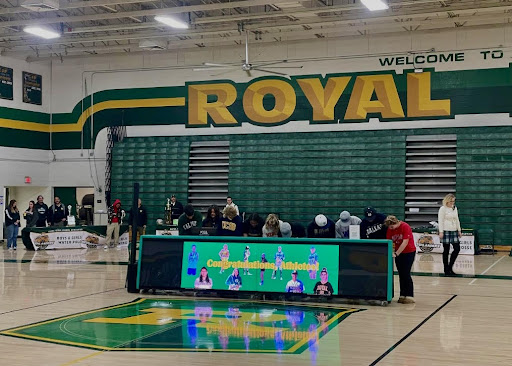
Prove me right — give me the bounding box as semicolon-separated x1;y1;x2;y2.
0;298;362;353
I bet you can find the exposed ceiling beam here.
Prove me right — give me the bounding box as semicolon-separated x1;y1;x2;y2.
0;0;313;28
2;0;511;48
0;0;160;15
21;21;512;62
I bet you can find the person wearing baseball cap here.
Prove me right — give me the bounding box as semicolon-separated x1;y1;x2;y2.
360;206;388;239
279;221;292;238
335;210;362;238
307;214;335;238
285;270;304;293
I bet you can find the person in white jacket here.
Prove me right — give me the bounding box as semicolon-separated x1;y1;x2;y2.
438;194;462;276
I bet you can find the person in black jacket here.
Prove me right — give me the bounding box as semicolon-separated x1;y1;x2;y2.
48;196;69;227
5;200;20;250
23;200;39;228
307;214;336;238
242;213;264;237
202;205;221;229
170;195;184;221
360;206;388;239
129;198;148;240
34;195;49;227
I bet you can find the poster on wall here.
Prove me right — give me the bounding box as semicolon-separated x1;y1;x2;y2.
0;66;13;100
22;71;42;105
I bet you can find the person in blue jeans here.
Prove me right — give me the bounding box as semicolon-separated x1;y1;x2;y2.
5;200;20;251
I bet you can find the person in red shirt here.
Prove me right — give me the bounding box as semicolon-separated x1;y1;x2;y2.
385;215;416;304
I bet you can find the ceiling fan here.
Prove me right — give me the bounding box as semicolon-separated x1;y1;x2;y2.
193;31;303;77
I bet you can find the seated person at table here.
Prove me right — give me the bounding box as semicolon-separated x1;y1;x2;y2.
307;214;335;238
262;214;280;237
218;206;243;236
178;204;203;235
335;210;362;238
360;206;387;239
243;213;264;237
202;205;221;229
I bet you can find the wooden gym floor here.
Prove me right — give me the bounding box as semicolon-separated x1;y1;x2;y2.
0;242;511;366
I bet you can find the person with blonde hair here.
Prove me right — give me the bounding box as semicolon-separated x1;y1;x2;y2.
385;215;416;304
218;206;243;236
438;193;461;276
262;213;280;237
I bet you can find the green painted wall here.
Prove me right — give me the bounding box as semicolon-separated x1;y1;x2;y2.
111;126;512;245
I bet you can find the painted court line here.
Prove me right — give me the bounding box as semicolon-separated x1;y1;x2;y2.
469;255;506;285
369;294;457;365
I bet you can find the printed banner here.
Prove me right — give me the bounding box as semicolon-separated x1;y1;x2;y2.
181;241;340;296
0;66;13;100
414;232;474;255
29;227;128;250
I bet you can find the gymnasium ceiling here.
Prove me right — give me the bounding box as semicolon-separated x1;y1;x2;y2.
0;0;509;61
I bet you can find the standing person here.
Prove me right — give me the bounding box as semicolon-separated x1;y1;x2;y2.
360;207;388;239
438;194;462;276
202;205;221;229
307;214;335;238
187;245;199;276
243;213;264;237
260;253;268;286
48;196;69;227
307;246;319;279
5;200;20;251
104;199;124;249
23;200;39;228
262;214;280;237
218;206;243;236
219;244;230;274
271;246;285;280
242;246;251;275
385;215;416;304
129;198;148;241
224;196;239;216
170;195;184;221
335;210;362;238
178;204;203;235
34;195;49;227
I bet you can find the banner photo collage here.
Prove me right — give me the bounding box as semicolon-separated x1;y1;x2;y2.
181;241;339;296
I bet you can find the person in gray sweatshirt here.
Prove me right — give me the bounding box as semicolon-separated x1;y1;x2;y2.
335;210;362;238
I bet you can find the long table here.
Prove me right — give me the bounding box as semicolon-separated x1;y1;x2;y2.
137;235;394;303
22;225;129;250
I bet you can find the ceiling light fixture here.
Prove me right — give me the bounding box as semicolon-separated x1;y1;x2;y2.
361;0;389;11
154;16;189;29
24;26;61;39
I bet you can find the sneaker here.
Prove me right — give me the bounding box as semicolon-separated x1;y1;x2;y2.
398;296;405;304
103;245;109;250
271;276;276;280
247;272;252;276
116;246;121;250
280;277;283;281
260;281;263;286
13;247;16;251
402;297;415;304
8;247;13;251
